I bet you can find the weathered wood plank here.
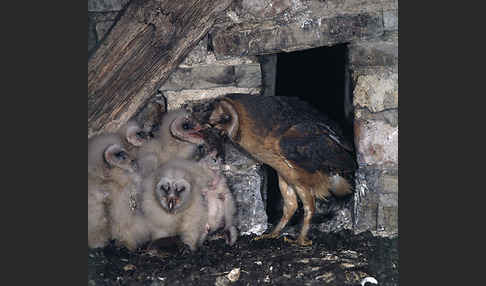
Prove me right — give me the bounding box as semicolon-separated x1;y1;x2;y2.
88;0;233;137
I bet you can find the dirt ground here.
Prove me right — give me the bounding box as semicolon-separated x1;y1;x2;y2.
88;228;398;286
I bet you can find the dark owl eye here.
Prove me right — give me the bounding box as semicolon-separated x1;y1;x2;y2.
182;121;192;130
221;115;231;123
177;186;185;193
136;131;146;139
160;183;170;192
115;151;128;160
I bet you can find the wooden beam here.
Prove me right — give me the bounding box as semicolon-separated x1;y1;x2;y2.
88;0;233;137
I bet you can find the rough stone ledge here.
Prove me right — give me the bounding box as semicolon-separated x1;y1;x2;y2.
163;87;261;111
179;35;260;67
160;63;261;92
211;12;384;56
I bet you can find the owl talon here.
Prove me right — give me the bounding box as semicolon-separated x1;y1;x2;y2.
284;236;312;247
254;232;280;241
179;244;192;255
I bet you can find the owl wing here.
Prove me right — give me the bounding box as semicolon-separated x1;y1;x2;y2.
279;121;357;174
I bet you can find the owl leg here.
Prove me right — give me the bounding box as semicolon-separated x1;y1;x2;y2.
284;185;315;246
255;175;297;240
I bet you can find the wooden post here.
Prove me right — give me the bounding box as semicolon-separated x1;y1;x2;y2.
88;0;232;137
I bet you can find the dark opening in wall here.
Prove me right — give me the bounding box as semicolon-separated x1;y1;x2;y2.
275;43;353;137
264;44;356;226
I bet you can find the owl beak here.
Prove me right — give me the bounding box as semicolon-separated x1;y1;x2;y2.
167;198;177;211
131;160;139;172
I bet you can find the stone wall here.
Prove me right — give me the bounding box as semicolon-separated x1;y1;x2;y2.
208;0;397;56
88;0;398;237
158;36;262;110
350;30;398;237
204;0;399;237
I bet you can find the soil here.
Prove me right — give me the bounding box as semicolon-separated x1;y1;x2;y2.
88;229;398;286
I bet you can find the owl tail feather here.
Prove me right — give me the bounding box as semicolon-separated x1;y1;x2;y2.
312;172;352;200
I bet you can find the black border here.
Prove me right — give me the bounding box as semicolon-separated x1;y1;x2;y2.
28;1;88;284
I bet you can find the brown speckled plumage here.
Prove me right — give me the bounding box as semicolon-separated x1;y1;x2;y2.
193;94;357;246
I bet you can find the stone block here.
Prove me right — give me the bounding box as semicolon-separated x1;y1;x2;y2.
353;166;398;236
379;192;397;207
211;0;399;56
211;12;384;56
258;54;277;97
95;21;115;41
354;118;398;166
377;203;398;236
163;87;260;111
349;39;398;68
383;9;398;31
237;0;292;20
88;15;97;52
382;0;398;10
235;64;262;87
179;36;258;67
353;69;398;112
88;0;129;12
222;144;268;235
353;169;379;234
88;11;120;55
382;173;398;194
160;64;261;91
162;66;236;91
355;108;398;127
224;0;391;23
